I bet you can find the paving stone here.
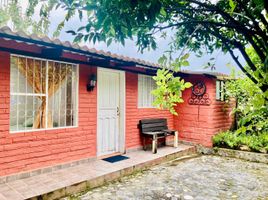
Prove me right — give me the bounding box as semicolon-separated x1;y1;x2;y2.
0;193;7;200
68;155;268;200
0;184;24;200
0;145;195;199
6;180;38;199
184;195;194;200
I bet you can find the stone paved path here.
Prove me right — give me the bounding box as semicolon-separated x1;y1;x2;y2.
64;155;268;200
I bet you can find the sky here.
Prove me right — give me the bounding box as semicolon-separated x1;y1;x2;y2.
17;0;244;75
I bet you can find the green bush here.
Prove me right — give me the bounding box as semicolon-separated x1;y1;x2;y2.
212;131;268;153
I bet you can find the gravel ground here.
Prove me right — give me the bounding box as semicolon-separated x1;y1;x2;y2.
65;155;268;200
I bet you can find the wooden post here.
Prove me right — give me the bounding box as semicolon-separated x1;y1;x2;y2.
174;131;178;148
152;135;157;154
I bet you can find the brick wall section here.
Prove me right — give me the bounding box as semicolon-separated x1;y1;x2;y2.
0;51;174;176
0;51;97;176
125;72;174;149
0;48;233;176
174;75;234;147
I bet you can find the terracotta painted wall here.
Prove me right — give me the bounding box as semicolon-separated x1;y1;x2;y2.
174;75;234;147
0;49;233;177
0;52;174;177
0;51;97;176
125;72;174;149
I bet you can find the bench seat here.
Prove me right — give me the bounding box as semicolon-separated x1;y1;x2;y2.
139;118;179;153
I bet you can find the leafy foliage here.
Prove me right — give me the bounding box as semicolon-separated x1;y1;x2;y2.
151;52;192;115
26;0;268;113
152;69;192;115
0;1;47;35
213;131;268;153
27;0;268;96
224;46;268;134
213;48;267;153
225;77;268;133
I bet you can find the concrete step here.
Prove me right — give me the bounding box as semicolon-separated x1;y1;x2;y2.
0;145;197;200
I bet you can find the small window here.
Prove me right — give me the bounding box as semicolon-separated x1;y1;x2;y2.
216;80;225;101
138;75;156;108
10;55;79;132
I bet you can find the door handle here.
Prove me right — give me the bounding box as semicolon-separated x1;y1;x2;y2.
117;107;120;116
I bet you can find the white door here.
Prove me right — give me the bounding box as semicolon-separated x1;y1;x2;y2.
97;68;121;156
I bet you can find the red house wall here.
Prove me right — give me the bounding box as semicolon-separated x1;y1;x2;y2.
0;51;173;177
125;73;174;149
0;51;98;176
0;48;233;177
174;75;234;147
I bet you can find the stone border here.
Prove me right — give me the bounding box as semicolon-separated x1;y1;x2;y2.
197;146;268;164
0;157;97;184
0;141;195;184
1;145;160;184
30;146;197;200
0;142;190;184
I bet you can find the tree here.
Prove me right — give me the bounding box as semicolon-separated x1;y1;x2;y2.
27;0;268;89
225;46;267;134
0;1;47;35
27;0;267;113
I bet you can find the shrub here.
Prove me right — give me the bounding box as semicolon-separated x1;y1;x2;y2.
212;131;268;153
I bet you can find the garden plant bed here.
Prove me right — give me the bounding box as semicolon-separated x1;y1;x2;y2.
198;146;268;164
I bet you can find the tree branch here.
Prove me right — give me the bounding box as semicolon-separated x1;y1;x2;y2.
235;0;267;60
166;4;258;35
152;20;256;32
187;0;266;40
228;48;258;85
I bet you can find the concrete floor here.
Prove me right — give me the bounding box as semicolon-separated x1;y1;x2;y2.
0;144;196;200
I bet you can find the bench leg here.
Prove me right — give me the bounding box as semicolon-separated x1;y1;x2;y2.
143;137;147;151
152;135;157;154
174;131;178;148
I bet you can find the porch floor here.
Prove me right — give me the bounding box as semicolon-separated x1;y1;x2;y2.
0;144;196;200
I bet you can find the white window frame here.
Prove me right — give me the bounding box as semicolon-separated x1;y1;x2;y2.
10;54;79;133
216;80;225;101
138;74;156;108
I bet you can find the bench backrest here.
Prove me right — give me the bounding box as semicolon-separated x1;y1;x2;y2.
139;118;168;133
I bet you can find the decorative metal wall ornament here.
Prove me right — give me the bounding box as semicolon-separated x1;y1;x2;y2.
188;81;211;106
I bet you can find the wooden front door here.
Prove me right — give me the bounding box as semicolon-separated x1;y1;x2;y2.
97;68;121;156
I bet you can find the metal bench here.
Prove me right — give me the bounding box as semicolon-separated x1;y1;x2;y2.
138;118;179;154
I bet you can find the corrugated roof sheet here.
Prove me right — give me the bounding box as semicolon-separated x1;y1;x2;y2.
0;26;160;68
0;26;230;79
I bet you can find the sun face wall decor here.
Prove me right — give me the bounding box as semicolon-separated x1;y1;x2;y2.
188;81;211;106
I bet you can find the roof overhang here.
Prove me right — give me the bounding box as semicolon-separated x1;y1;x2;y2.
0;27;160;75
0;26;230;79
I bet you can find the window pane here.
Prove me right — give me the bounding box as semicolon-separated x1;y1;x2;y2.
18;58;27;93
138;75;156;108
29;59;46;95
10;57;46;95
220;81;225;101
48;62;77;128
216;80;225;101
10;55;78;132
71;66;78;126
66;68;73;126
25;96;43;130
10;56;18;93
10;95;18;131
138;75;142;107
10;95;43;131
216;80;220;100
